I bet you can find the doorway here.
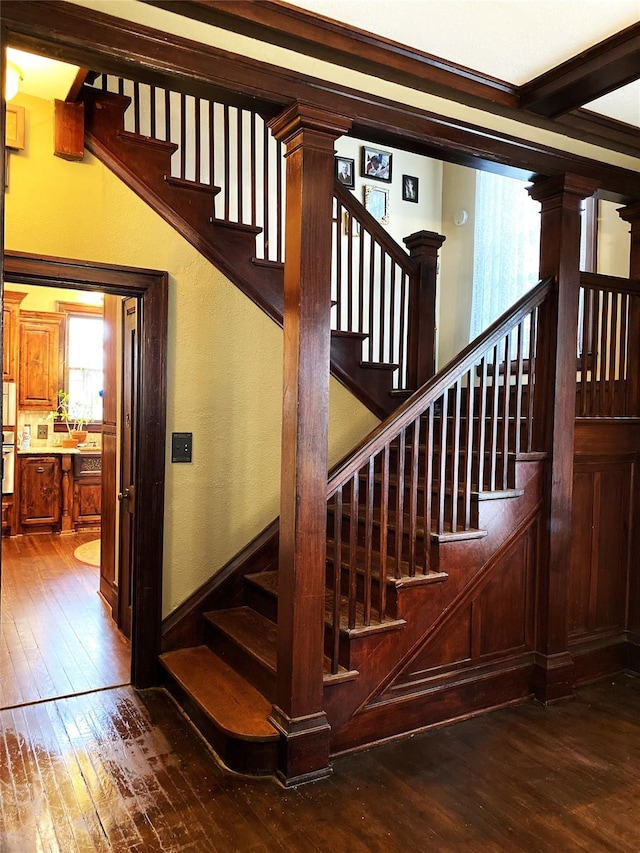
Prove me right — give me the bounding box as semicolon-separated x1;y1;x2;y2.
1;250;168;690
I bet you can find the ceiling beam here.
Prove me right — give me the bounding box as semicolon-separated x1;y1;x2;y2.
519;22;640;117
1;0;639;203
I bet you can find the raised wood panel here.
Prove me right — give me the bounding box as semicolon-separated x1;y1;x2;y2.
569;459;633;641
18;311;65;410
18;455;61;528
72;477;101;527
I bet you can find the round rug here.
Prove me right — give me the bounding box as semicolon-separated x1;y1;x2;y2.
74;539;101;568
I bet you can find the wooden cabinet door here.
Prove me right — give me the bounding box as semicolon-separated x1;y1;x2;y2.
73;476;102;528
19;311;65;410
3;291;27;381
19;456;61;527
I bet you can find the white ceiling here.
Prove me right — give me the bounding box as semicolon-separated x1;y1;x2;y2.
289;0;640;126
8;1;640;127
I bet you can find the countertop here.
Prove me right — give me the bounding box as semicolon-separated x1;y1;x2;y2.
17;445;102;456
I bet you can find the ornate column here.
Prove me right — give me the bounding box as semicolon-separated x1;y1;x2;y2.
527;174;598;703
403;230;446;388
267;103;351;785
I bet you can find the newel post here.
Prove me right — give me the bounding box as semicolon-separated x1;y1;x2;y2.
617;202;640;416
403;230;446;388
267;103;351;785
527;174;598;703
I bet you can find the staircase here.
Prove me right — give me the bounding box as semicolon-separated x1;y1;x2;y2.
82;80;434;419
78;76;574;781
159;281;550;777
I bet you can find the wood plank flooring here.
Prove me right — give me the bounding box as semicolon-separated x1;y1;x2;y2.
1;533;130;709
1;675;639;851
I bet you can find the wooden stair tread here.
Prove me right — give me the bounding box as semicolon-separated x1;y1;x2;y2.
245;571;406;634
116;129;178;154
163;174;221;195
206;607;277;673
159;645;278;741
208;216;262;235
325;539;449;584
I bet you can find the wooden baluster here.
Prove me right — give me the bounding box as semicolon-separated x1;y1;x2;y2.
477;355;488;490
194;97;202;184
179;93;186;181
379;250;386;363
165;88;171;144
489;344;499;492
463;368;474;530
223;104;230;221
349;472;359;630
450;379;462;532
501;334;511;489
250;112;257;228
368;236;375;363
599;289;610;416
335;199;343;329
276;139;284;263
408;419;420;577
358;228;365;337
589;290;599;416
607;291;620;415
514;321;524;455
262;124;270;258
237;108;244;223
133;81;141;135
578;287;591;416
378;445;389;619
399;270;409;389
619;293;629;415
404;231;446;390
437;392;448;535
149;85;156;139
528;174;598;703
394;431;406;579
267;103;351;784
209;100;215;195
364;457;374;626
331;489;342;675
346;206;354;331
422;407;434;574
526;307;539;453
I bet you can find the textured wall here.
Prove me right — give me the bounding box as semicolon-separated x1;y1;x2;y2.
5;93;379;615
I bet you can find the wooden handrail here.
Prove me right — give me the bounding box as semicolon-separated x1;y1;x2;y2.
580;271;640;295
334;181;417;273
328;276;553;496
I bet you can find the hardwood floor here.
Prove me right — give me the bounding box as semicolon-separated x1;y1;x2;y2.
0;675;639;851
0;533;130;709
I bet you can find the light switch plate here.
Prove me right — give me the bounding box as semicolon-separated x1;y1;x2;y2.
171;432;192;463
37;424;48;440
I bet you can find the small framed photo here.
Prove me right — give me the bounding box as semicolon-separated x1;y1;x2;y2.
364;185;389;224
402;175;419;203
5;104;25;151
361;146;392;183
335;156;355;189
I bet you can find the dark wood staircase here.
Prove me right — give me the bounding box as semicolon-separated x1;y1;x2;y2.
81;84;416;419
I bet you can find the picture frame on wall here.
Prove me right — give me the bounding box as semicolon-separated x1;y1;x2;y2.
402;175;419;203
361;146;392;183
5;104;25;151
335;156;355;189
364;185;389;224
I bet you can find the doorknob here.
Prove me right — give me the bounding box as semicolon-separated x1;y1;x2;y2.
118;485;135;512
118;488;130;501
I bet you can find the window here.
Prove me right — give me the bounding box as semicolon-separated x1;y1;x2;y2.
470;171;541;342
57;302;104;427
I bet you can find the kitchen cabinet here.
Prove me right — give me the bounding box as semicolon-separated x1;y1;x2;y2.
18;311;65;410
1;496;13;535
3;291;27;381
19;455;61;531
72;453;102;530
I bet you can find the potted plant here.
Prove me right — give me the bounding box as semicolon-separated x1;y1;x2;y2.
48;389;90;447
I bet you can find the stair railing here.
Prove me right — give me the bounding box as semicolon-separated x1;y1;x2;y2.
332;183;417;390
325;277;552;672
93;75;286;263
577;272;640;417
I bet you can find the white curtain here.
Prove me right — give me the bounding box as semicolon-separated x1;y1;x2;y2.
470;172;541;341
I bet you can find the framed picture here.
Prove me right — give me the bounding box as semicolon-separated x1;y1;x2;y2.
364;185;389;224
361;146;392;183
402;175;419;203
5;104;25;151
335;155;355;189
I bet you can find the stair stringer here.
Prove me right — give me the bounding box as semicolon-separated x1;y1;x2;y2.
83;87;403;418
323;456;545;755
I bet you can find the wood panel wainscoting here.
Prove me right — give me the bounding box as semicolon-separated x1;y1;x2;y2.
570;419;640;682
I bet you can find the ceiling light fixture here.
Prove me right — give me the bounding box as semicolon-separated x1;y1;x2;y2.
5;60;23;102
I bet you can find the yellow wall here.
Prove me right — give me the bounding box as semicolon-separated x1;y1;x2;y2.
4;93;378;615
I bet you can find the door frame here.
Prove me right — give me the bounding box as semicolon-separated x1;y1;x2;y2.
2;249;168;688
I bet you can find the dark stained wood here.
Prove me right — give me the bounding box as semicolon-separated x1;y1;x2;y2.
18;310;64;410
3;1;640;202
100;294;119;613
2;289;26;382
618;204;640;416
144;0;639;159
17;455;61;532
527;175;598;703
267;103;351;784
0;676;638;850
0;533;130;709
520;23;640;117
3;250;168;690
53;98;84;161
404;230;446;388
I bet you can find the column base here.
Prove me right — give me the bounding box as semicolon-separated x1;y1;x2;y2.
533;651;575;704
269;705;332;787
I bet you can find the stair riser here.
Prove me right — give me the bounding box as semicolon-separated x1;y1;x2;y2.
203;621;276;703
245;582;278;623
